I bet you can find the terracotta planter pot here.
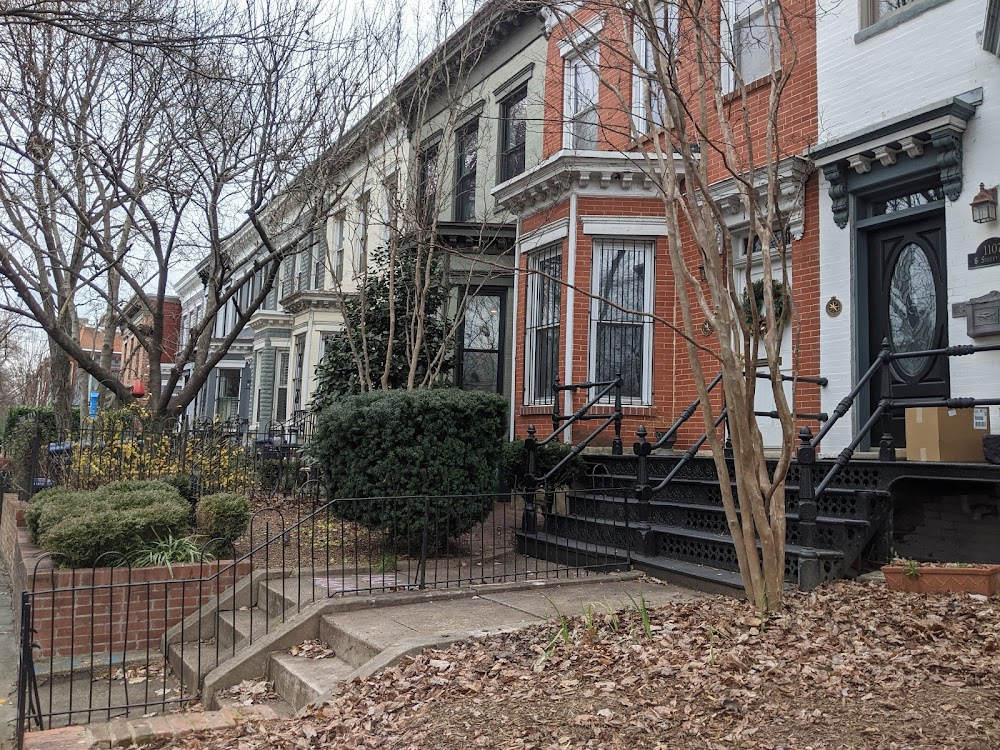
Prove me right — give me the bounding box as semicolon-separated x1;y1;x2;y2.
881;564;1000;596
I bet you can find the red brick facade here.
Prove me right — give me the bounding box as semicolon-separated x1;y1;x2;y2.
508;1;820;448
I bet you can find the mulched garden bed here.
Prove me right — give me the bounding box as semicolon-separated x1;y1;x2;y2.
152;580;999;749
236;495;520;576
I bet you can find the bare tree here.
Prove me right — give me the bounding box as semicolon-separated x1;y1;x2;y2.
0;0;377;423
546;0;815;612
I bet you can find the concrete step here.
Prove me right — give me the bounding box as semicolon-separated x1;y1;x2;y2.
257;574;328;615
217;608;282;652
167;639;220;695
268;651;355;711
319;615;382;669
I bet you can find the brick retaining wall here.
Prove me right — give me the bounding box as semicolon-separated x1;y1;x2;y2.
1;494;250;659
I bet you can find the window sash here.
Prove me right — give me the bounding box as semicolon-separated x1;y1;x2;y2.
565;46;599;149
454;121;478;221
730;1;780;86
500;88;528;182
632;2;676;130
525;247;562;405
589;239;653;404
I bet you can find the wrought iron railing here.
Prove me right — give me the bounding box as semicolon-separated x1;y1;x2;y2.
794;339;1000;589
14;485;617;745
520;375;623;534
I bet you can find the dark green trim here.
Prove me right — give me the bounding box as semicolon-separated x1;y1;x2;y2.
810;88;981;163
855;0;955;44
854;199;945;230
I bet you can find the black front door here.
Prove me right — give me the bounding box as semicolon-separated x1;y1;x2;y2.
865;212;949;447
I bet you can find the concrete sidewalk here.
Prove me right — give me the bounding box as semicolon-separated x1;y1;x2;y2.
22;574;707;749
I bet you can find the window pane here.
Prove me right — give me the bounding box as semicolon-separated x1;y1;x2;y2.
595;323;644;398
461;351;500;392
464;295;501;350
572;109;598;149
572;53;598;113
735;6;779;83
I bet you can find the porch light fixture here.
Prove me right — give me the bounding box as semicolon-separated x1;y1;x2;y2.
971;183;998;224
287;426;299;446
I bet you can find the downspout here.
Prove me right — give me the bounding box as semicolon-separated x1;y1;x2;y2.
563;193;578;444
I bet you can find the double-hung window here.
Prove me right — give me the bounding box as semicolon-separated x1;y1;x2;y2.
525;246;562;405
499;87;528;182
727;0;781;89
589;239;654;403
632;2;677;130
564;44;599;149
357;193;370;276
331;213;345;283
454;120;478;222
417;143;439;226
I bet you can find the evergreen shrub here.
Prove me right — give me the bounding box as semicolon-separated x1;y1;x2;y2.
310;389;507;546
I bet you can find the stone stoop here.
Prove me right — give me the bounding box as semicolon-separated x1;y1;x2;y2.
22;705;289;750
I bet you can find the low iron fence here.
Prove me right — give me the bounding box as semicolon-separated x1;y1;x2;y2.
15;486;628;744
7;415;318;502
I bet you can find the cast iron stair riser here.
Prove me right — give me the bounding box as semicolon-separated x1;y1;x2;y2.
565;493;872;551
583;477;883;520
540;513;846;583
589;455;887;494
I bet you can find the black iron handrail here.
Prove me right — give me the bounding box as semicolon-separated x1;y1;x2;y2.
520;375;624;536
794;339;1000;591
650;371;724;451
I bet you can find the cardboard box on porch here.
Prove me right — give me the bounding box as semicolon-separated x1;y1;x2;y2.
904;406;991;463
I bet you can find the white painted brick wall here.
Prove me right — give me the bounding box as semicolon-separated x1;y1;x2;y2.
817;0;1000;449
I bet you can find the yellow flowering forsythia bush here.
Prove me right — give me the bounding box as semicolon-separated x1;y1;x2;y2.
64;424;252;494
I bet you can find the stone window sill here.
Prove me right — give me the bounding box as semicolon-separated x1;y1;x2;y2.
722;71;785;105
855;0;955;44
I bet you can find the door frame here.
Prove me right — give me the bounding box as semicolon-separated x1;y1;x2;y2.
852;184;947;449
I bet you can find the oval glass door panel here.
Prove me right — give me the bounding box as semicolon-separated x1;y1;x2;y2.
888;242;937;378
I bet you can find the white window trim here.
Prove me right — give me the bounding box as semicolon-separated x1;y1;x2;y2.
722;0;781;93
630;2;678;131
519;218;569;253
524;244;563;406
587;238;655;406
562;16;602;150
557;13;604;57
581;216;670;236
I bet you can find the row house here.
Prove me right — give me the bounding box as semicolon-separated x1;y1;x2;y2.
178;2;549;432
494;0;822;449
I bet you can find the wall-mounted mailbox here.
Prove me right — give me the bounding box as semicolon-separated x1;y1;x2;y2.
967;290;1000;338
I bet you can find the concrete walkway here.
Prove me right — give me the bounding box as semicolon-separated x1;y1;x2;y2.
325;575;699;654
0;565;18;750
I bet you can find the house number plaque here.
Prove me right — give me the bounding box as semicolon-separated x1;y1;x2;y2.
968;237;1000;270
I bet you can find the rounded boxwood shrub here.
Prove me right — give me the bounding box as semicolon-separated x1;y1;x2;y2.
195;493;251;545
310;388;507;547
31;480;189;568
24;487;82;544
